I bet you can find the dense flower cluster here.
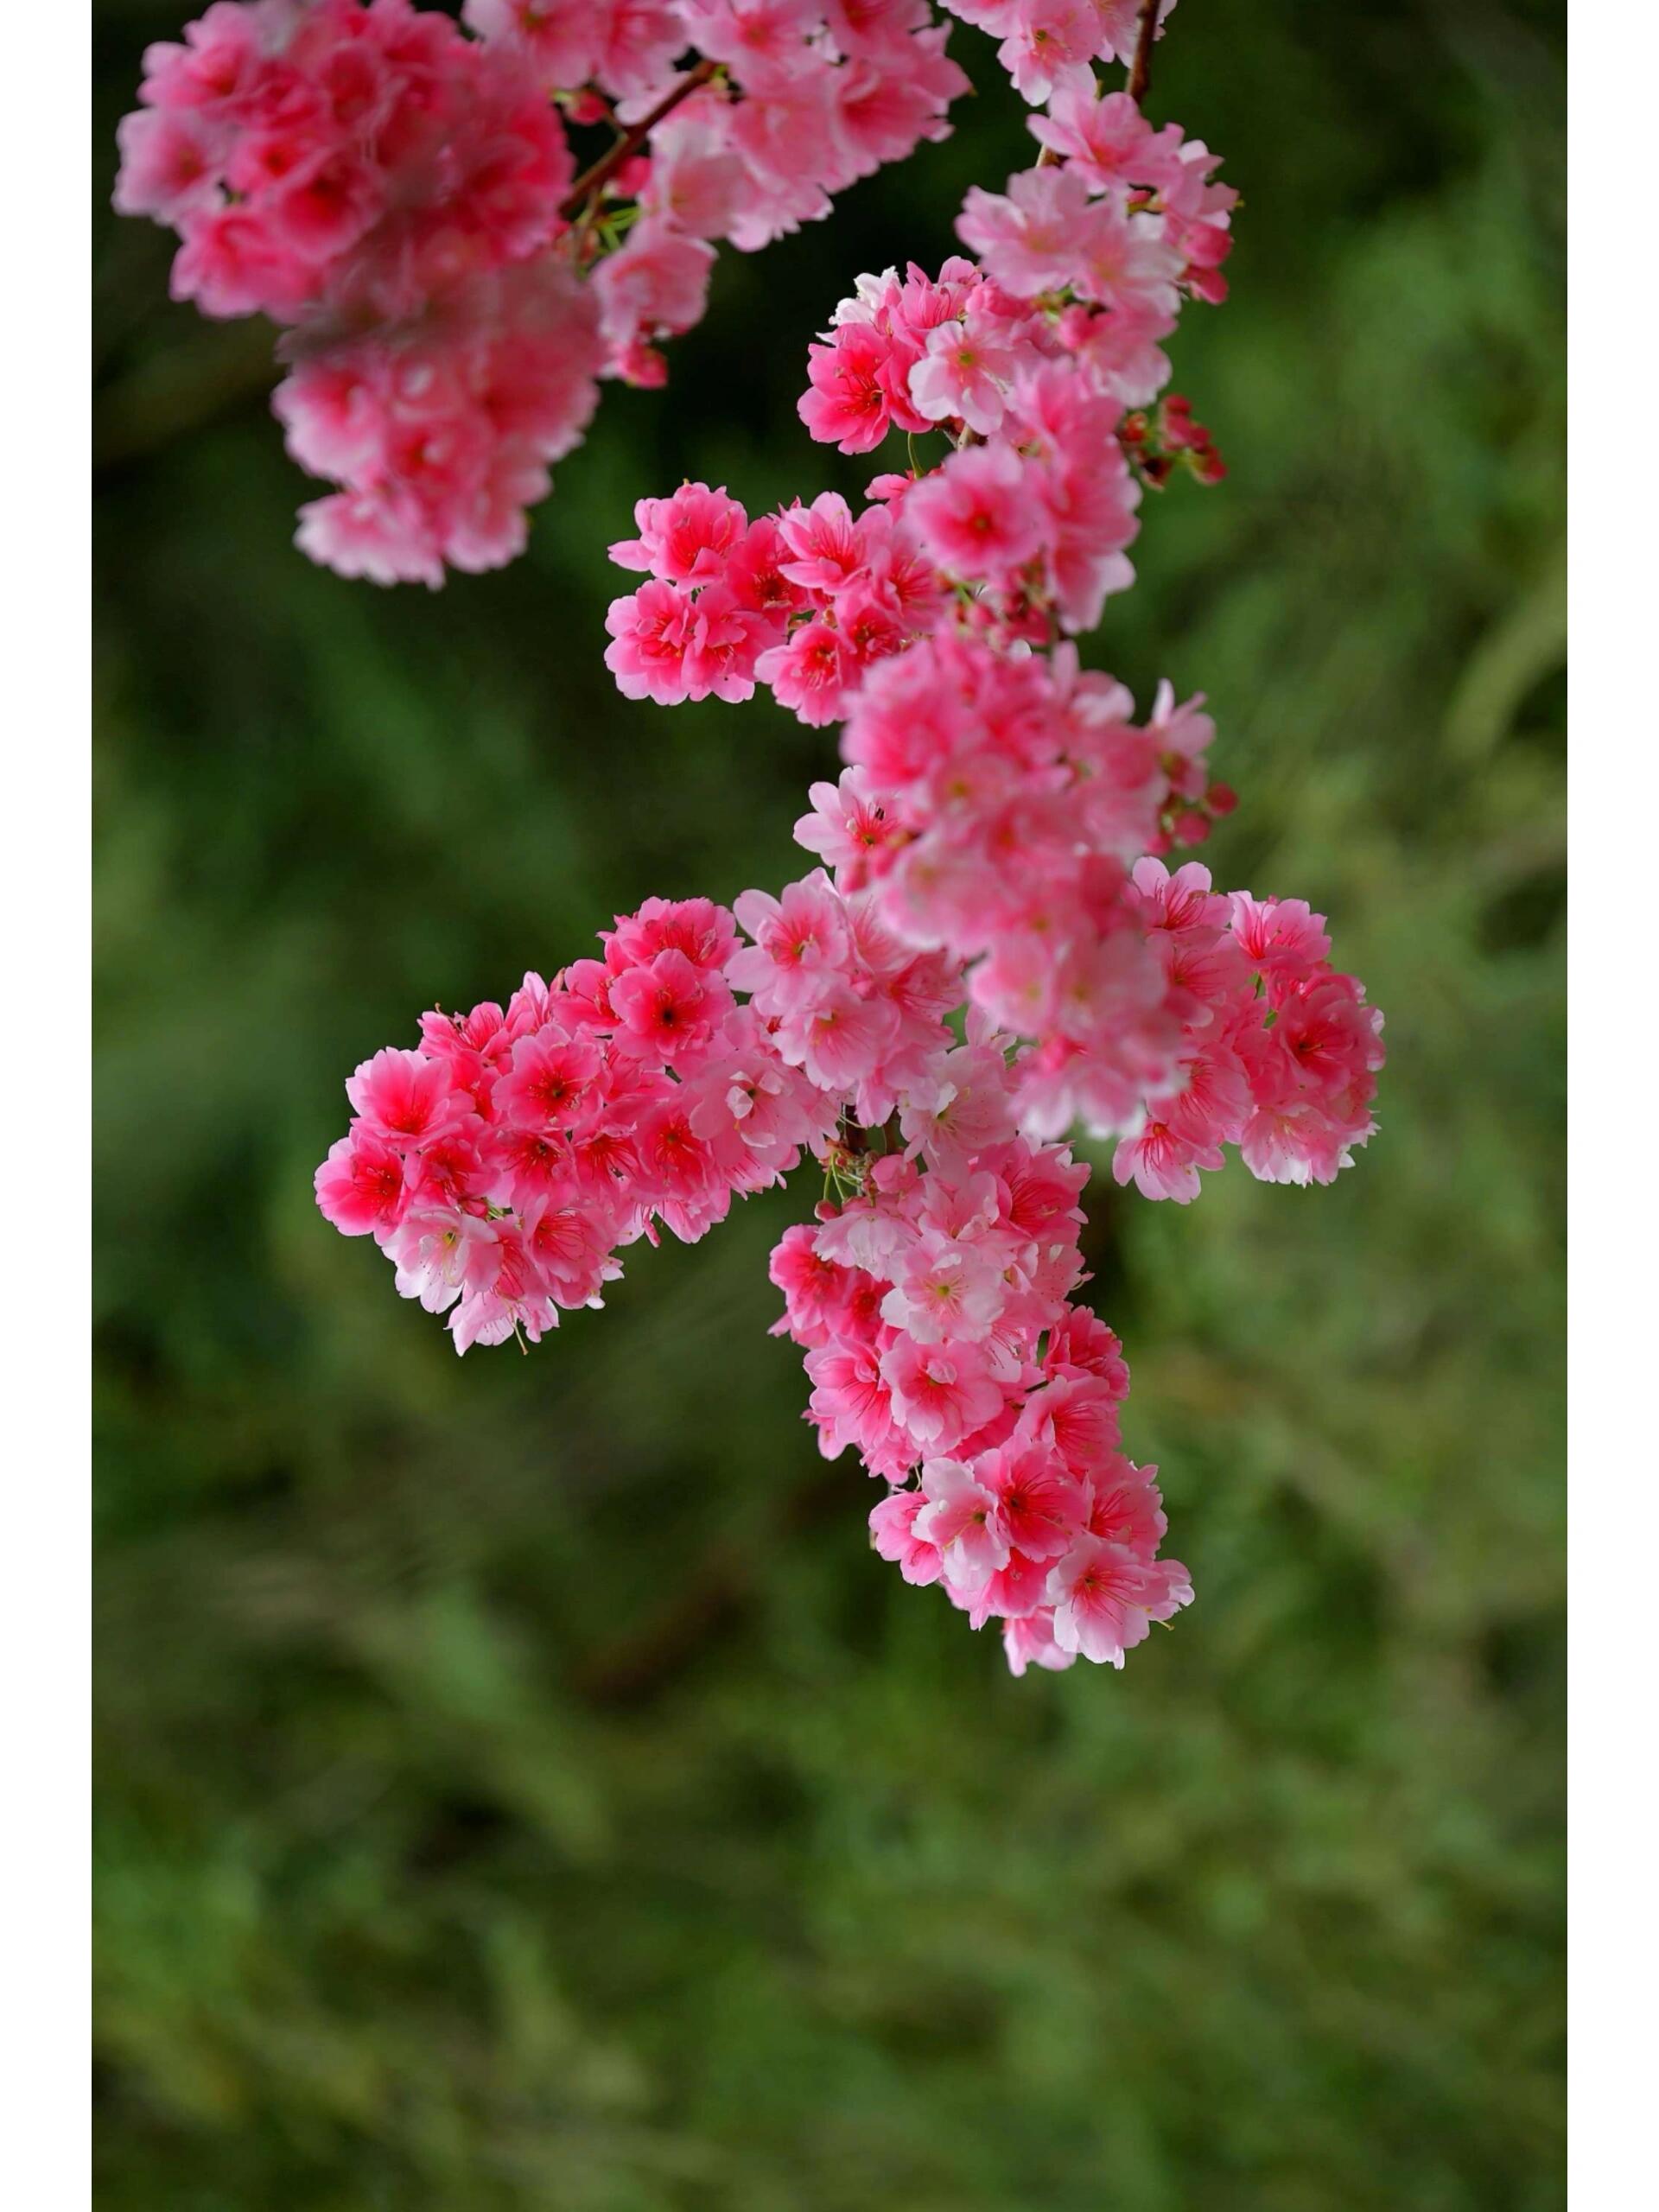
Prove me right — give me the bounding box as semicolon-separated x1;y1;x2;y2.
605;62;1236;703
939;2;1176;105
310;6;1387;1676
318;880;1194;1674
772;1046;1192;1674
115;0;969;583
315;894;846;1348
815;650;1387;1185
603;64;1381;1198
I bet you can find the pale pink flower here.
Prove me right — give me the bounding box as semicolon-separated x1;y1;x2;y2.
790;982;901;1093
462;1;600;89
792;770;903;892
594;217;716;377
1110;1116;1216;1204
112;108;221;221
831;30;968;181
1001;1608;1075;1676
387;1207;494;1317
880;1234;1007;1344
957;165;1093;298
1071;196;1184;319
1029;81;1163;192
912;1457;1011;1590
869;1488;944;1586
908;300;1020;435
994;0;1106;105
729;874;854;1013
1046;1535;1193;1666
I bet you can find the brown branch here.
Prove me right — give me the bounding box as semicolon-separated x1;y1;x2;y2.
557;57;720;222
571;1466;849;1707
1128;0;1161;106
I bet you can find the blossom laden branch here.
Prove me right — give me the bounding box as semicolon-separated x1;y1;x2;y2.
1128;0;1163;105
111;0;973;586
558;58;721;226
315;3;1388;1681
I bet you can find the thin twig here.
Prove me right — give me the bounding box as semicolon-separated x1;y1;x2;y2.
571;1466;849;1707
558;57;720;223
1128;0;1161;105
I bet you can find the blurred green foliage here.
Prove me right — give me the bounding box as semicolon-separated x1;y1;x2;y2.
93;3;1566;2205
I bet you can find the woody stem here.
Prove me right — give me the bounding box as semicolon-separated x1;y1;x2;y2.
1128;0;1161;106
557;57;721;222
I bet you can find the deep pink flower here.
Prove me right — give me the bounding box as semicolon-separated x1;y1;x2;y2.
314;1125;410;1239
979;1442;1089;1562
798;323;898;454
609;482;749;583
345;1046;468;1145
609;948;731;1062
496;1031;603;1128
881;1336;1006;1452
753;620;854;726
906;442;1046;577
605;580;697;704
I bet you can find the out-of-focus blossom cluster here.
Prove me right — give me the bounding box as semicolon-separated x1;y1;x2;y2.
939;1;1177;107
114;0;969;583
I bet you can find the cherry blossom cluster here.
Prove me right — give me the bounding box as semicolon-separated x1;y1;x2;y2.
603;67;1238;709
315;895;842;1350
308;7;1389;1679
114;0;970;584
772;1042;1192;1675
314;873;970;1351
810;648;1386;1189
316;876;1194;1674
603;46;1382;1198
939;2;1176;107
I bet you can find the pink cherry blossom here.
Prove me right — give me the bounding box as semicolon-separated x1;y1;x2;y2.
912;1458;1011;1589
116;0;977;582
307;0;1387;1688
1046;1535;1193;1667
905;442;1047;577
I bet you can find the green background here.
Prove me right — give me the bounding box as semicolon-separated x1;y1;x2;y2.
93;3;1567;2205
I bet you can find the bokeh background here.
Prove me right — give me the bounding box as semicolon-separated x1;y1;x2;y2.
93;3;1567;2206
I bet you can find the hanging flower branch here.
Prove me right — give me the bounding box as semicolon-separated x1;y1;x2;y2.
113;0;970;582
144;0;1385;1677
